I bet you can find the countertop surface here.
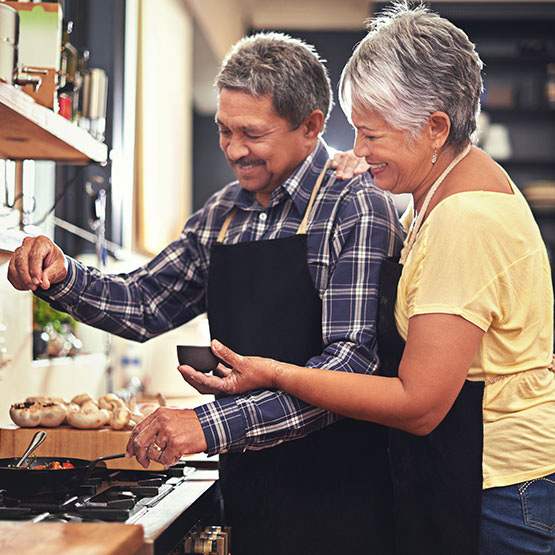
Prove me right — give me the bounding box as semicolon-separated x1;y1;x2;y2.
0;521;144;554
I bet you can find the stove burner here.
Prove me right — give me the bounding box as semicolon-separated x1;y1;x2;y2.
1;463;221;554
84;487;136;508
0;462;196;524
1;491;77;509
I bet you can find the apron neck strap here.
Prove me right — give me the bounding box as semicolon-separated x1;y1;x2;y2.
216;159;332;243
297;159;331;235
400;143;471;264
217;206;238;243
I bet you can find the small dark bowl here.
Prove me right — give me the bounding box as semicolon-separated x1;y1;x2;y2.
177;345;220;373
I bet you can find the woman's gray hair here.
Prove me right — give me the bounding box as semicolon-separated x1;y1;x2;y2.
216;32;332;130
339;1;483;150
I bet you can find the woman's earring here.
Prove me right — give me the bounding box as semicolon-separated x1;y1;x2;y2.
431;148;438;164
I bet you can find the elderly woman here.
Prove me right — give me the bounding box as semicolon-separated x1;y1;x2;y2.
179;3;555;554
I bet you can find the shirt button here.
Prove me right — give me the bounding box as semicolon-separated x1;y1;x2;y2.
259;212;267;221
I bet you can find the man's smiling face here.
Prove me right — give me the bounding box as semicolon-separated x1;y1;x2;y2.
216;88;310;206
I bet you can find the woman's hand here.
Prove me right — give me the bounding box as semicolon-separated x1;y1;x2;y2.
178;339;278;395
331;150;370;180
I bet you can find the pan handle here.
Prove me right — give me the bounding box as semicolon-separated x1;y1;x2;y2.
93;453;127;464
81;453;127;485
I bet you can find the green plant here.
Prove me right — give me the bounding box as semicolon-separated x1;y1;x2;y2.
33;297;76;333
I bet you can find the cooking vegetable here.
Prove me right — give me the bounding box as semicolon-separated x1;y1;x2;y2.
15;459;75;470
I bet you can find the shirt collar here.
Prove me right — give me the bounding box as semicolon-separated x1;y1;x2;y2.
282;139;331;217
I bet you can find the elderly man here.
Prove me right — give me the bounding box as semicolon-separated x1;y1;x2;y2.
8;32;403;555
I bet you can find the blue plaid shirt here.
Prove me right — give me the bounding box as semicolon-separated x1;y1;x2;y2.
39;140;404;455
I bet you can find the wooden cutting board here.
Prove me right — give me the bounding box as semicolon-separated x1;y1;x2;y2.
0;522;143;555
0;425;165;471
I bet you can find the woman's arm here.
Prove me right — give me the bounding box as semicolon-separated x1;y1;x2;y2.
180;312;485;435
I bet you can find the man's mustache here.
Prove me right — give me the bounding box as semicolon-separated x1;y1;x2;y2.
229;157;265;167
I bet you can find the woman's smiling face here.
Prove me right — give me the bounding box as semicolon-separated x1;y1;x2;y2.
351;106;434;197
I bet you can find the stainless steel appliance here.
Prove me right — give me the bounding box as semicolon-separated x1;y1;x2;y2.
0;461;220;555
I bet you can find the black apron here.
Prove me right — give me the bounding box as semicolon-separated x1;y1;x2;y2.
377;145;485;555
207;161;394;555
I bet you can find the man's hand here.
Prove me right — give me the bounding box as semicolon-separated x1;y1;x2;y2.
126;407;208;468
8;236;67;291
331;150;370;180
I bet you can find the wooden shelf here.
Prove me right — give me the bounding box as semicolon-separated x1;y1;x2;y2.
0;81;107;164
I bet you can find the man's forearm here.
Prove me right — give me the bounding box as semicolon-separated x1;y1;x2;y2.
195;387;342;455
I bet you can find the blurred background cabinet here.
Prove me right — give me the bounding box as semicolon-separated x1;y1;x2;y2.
426;2;555;186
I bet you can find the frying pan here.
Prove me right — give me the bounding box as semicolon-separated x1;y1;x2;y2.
0;453;126;497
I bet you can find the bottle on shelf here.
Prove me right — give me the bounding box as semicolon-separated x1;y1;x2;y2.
58;20;78;120
80;67;108;141
74;48;90;124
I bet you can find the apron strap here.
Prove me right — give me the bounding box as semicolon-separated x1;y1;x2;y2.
216;159;332;243
297;159;331;235
401;144;471;264
216;206;238;243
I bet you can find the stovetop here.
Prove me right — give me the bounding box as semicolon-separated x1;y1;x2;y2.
0;463;196;524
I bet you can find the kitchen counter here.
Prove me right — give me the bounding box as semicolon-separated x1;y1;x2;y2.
0;521;144;554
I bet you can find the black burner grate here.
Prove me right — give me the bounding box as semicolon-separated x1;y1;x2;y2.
0;463;193;523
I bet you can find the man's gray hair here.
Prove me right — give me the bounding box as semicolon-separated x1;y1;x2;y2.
339;1;483;150
216;32;332;130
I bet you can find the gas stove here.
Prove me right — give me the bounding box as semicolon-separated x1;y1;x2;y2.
0;462;219;555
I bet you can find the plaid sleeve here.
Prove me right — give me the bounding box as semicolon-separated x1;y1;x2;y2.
195;388;340;454
36;216;212;342
308;180;404;374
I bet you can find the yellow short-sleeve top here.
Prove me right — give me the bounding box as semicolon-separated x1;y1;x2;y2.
395;181;555;489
